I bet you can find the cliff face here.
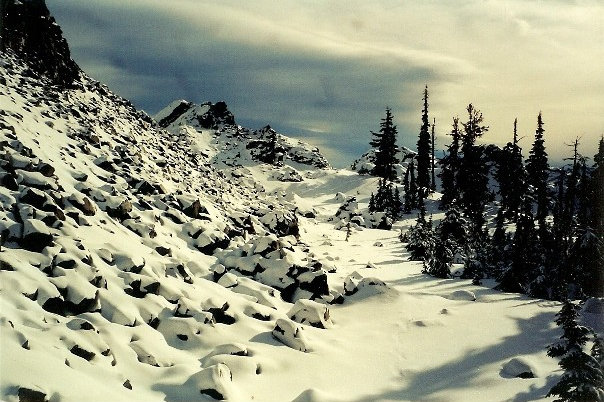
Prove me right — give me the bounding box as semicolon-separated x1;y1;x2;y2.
0;0;80;87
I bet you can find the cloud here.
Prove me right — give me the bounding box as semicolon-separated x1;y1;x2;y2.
47;0;604;166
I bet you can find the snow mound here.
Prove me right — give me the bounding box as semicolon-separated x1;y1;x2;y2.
500;357;538;379
446;289;477;301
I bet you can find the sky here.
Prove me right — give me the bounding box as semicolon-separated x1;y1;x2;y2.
46;0;604;167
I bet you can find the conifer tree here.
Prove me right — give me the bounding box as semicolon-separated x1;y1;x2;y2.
440;117;461;208
562;138;581;230
526;112;550;237
431;118;437;192
496;118;526;219
368;193;376;213
391;187;403;220
568;227;602;297
370;108;400;181
424;239;453;279
406;208;435;261
458;104;489;237
416;86;431;196
409;159;418;209
547;300;604;402
591;137;604;287
497;196;539;294
404;160;418;213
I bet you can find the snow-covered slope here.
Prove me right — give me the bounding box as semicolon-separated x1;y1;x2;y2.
1;2;597;401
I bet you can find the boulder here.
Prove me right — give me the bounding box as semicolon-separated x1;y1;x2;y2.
288;299;332;329
272;318;310;352
501;357;537;379
21;219;53;252
192;363;233;400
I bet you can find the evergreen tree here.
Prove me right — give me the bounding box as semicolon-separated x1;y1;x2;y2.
577;158;591;229
568;227;603;297
345;221;352;242
495;118;527;219
416;86;431;196
497;196;540;294
368;193;376;213
526;112;550;237
402;164;411;213
489;209;510;279
370;108;400;181
547;300;604;402
409;159;418;209
391;187;403;220
438;204;470;255
591;138;604;289
440;117;461;208
458;104;490;237
405;210;435;261
562;138;581;231
424;238;453;279
431;118;437;192
403;160;418;213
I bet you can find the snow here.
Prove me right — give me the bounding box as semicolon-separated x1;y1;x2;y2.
0;48;582;402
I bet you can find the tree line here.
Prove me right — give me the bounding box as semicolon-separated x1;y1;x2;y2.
366;86;603;301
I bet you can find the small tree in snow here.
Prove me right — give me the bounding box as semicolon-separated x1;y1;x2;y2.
547;300;604;402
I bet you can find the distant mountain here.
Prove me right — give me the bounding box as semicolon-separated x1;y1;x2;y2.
154;100;331;170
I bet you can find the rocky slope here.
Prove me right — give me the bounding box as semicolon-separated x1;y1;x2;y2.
0;4;357;400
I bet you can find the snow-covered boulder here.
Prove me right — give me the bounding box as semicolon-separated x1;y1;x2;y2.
272;166;303;182
501;357;537;378
21;218;53;251
447;290;477;302
272;318;311;352
192;363;234;400
288;299;332;329
344;271;390;298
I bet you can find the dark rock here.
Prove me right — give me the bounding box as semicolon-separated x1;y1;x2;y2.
155;246;171;256
123;380;132;390
37;162;55;177
0;260;15;271
251;312;271;321
182;199;207;219
207;303;236;325
21;219;53;252
297;269;329;299
23;289;38;301
200;389;225;401
157;101;193;128
68;195;96;216
1;0;80;87
70;344;95;361
19;188;47;210
148;317;160;329
17;387;47;402
196;235;230;256
105;200;132;220
1;173;19;190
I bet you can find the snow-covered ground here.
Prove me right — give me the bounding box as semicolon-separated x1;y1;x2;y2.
1;42;597;402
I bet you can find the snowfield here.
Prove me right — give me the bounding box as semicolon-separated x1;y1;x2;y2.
1;35;600;402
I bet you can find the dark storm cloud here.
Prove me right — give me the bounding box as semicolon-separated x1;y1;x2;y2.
47;0;435;167
46;0;604;166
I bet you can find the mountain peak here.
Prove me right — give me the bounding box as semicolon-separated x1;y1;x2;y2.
0;0;80;87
